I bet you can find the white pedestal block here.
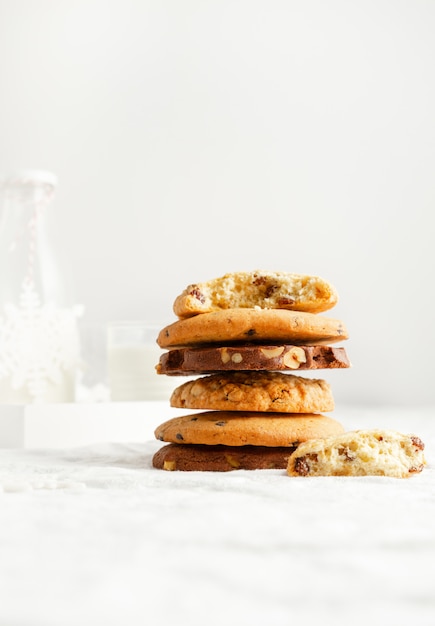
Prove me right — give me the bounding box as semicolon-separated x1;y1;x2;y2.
0;401;178;449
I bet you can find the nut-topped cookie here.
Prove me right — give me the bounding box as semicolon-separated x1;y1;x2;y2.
170;371;334;413
157;308;348;348
157;344;351;375
155;411;345;447
173;270;338;318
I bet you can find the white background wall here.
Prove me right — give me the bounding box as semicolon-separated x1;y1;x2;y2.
0;0;434;406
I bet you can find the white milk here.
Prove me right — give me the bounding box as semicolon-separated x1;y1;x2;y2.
107;323;179;401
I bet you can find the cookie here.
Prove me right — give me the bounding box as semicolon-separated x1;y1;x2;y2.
287;429;426;478
170;371;334;413
153;443;297;471
173;270;338;318
154;411;345;447
157;344;351;375
157;308;348;348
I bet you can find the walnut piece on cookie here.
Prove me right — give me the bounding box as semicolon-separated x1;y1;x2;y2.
170;371;335;414
173;270;338;318
286;429;426;478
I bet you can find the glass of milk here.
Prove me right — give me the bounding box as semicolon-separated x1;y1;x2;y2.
107;321;177;402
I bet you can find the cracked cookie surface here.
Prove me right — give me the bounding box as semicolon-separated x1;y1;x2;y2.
170;371;334;413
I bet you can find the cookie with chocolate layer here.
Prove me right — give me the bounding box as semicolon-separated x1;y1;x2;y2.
153;443;296;471
157;344;350;375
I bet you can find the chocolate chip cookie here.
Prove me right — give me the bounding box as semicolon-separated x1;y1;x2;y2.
287;429;426;478
154;411;345;447
157;308;348;349
173;270;338;318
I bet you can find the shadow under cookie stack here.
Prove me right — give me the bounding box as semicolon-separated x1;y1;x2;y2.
152;270;350;472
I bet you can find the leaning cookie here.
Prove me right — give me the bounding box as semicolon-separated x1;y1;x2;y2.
153;443;297;471
170;371;334;413
157;344;351;375
173;270;338;318
158;308;348;348
154;411;345;447
287;429;426;478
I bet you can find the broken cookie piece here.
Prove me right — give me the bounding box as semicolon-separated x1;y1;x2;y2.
287;429;426;478
173;270;338;318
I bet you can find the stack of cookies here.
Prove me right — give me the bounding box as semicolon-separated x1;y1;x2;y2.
152;270;352;472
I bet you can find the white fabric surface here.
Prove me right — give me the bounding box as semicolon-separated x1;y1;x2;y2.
0;405;434;626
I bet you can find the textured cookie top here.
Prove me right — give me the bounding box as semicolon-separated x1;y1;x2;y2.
173;270;339;318
170;371;334;414
157;308;348;348
287;429;426;478
154;411;345;447
157;344;351;375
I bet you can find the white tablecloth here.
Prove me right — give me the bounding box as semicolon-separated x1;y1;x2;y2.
0;405;434;626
